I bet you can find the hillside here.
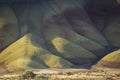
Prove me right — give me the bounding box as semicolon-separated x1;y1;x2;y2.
0;33;73;72
97;49;120;68
0;0;120;72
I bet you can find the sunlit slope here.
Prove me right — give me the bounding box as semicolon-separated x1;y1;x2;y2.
97;49;120;68
0;33;73;72
0;6;19;51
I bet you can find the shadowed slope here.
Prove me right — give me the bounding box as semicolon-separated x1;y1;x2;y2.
97;49;120;68
51;37;97;64
0;33;73;72
30;4;98;64
48;0;108;47
30;6;98;64
11;3;31;37
40;4;108;57
104;15;120;47
0;5;19;51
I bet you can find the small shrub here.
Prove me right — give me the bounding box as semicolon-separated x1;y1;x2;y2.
78;72;82;75
21;70;36;79
58;72;64;75
115;73;120;77
66;72;73;75
104;76;113;80
35;74;50;80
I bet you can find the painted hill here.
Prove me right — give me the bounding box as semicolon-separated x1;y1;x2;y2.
0;0;120;72
0;33;73;72
97;49;120;68
50;0;108;47
41;2;108;58
50;37;97;64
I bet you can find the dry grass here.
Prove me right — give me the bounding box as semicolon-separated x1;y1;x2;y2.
0;68;120;80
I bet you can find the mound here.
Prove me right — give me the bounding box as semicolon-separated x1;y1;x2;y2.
0;33;73;72
0;6;19;51
97;49;120;68
51;37;97;64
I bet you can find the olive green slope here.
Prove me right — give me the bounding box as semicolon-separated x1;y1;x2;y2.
30;5;97;64
38;3;108;57
0;6;19;51
51;37;97;64
48;0;108;47
104;15;120;47
0;33;73;72
97;49;120;68
30;4;44;35
29;3;98;64
12;3;29;37
40;8;99;64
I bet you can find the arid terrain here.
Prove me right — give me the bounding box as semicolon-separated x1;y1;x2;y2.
0;0;120;79
0;68;120;80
